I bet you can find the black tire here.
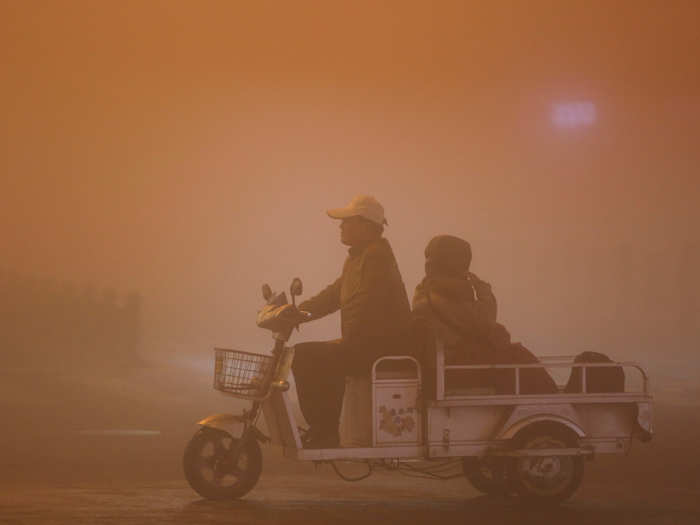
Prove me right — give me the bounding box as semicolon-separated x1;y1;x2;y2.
462;457;510;496
183;427;262;500
509;423;584;505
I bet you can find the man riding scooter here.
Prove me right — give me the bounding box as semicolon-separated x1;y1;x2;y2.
292;195;413;448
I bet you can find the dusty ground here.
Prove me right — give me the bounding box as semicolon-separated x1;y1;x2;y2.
2;402;700;524
2;473;700;525
1;362;698;525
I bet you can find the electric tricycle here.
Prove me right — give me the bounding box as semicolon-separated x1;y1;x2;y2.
183;278;653;504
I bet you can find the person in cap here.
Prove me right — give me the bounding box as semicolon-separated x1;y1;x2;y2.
292;195;413;448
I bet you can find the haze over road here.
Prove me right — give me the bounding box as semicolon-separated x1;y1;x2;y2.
2;464;699;525
2;2;699;524
1;403;698;525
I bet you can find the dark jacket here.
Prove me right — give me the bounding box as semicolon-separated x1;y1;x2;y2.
412;273;557;395
412;274;508;362
300;238;412;357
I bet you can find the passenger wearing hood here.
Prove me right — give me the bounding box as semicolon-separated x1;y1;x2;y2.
412;235;557;396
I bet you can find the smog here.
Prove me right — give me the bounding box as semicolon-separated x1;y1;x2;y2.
1;1;699;523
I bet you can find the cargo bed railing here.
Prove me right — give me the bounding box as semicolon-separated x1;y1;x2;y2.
435;340;651;401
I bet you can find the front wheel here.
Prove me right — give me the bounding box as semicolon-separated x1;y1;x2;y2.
183;427;262;500
509;423;584;504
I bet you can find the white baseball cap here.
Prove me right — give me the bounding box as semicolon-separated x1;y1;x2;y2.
327;194;388;226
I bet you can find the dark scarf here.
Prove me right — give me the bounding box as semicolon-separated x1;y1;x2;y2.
413;275;510;350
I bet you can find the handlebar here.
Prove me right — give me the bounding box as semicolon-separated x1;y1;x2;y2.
269;304;311;324
256;303;311;339
257;280;309;343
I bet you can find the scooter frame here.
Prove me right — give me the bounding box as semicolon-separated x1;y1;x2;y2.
199;338;653;464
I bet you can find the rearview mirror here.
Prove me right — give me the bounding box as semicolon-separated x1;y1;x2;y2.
262;283;273;301
290;277;303;297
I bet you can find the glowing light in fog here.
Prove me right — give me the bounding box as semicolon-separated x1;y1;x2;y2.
552;102;597;128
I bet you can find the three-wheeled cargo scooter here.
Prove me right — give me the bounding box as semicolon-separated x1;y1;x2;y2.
183;278;653;504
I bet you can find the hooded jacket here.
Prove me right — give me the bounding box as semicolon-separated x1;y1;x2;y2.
411;245;557;395
412;274;510;363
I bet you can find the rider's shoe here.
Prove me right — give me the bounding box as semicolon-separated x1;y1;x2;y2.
302;428;340;449
298;426;311;443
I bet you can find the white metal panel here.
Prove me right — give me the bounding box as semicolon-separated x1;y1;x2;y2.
262;390;302;449
339;374;373;447
261;401;284;446
574;403;637;438
427;406;508;448
374;383;421;445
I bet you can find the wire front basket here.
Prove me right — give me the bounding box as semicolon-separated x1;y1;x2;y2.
213;348;276;400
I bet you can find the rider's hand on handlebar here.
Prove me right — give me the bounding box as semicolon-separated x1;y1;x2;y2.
276;305;312;325
281;307;311;334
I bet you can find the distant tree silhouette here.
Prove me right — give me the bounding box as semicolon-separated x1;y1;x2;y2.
0;269;143;373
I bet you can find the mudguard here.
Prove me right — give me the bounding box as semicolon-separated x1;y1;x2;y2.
497;405;586;440
498;414;586;440
197;413;246;438
197;413;271;443
636;402;653;442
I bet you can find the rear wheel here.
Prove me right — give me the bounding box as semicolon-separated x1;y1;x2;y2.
183;427;262;500
509;423;584;504
462;457;510;496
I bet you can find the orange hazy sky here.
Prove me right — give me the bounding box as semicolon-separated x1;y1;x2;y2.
2;1;699;363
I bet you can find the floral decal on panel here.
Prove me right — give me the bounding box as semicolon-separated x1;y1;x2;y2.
378;405;415;437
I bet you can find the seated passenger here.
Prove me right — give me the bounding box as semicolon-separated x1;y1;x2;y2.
412;235;557;396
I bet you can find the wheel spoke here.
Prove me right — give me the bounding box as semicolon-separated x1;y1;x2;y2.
185;430;262;499
516;435;576;496
210;440;249;487
213;437;227;456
